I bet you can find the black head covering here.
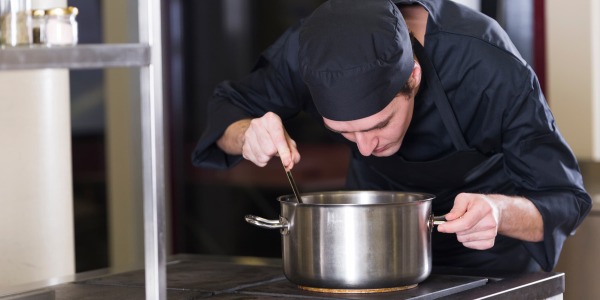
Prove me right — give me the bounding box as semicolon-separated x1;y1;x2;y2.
299;0;414;121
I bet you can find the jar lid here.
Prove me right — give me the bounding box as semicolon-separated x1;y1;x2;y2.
32;9;45;17
46;6;78;16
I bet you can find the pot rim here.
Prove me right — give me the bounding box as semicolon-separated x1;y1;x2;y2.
277;190;435;206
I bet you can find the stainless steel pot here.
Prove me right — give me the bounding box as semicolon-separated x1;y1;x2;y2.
245;191;442;292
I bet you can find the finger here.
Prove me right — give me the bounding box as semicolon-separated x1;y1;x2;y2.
243;120;276;167
291;146;301;165
443;208;497;233
461;239;495;250
437;217;467;233
437;210;480;234
455;229;497;244
437;194;472;233
244;131;269;167
274;137;293;170
284;132;301;168
261;113;294;169
445;193;471;221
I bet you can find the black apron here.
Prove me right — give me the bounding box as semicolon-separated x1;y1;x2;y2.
345;41;540;273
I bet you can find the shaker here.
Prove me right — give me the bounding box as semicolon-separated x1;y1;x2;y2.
0;0;32;46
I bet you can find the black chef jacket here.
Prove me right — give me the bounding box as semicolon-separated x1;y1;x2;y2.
192;0;592;273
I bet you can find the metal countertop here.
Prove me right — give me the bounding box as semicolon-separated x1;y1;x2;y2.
0;254;564;300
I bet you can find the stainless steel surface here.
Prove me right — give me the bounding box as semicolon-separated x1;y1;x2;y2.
244;215;289;231
0;267;113;298
139;0;166;299
246;191;437;290
444;272;565;300
0;44;150;70
284;170;302;203
0;255;566;299
431;215;447;226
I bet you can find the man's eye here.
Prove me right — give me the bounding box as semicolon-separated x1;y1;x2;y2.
373;124;387;131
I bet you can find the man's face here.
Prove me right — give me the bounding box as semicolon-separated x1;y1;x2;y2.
323;92;415;157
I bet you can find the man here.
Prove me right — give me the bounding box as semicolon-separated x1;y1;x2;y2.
192;0;591;273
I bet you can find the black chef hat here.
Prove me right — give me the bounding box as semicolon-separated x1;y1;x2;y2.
299;0;414;121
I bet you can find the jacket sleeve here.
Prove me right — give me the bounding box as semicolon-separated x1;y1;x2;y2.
191;21;312;169
501;69;592;271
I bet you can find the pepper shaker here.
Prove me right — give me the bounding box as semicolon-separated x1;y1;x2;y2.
31;8;44;44
0;0;32;46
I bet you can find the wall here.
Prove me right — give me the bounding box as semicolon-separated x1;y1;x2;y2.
547;0;600;160
101;0;146;274
547;1;600;299
555;161;600;299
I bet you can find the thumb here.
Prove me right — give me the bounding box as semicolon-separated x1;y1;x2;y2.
445;193;470;221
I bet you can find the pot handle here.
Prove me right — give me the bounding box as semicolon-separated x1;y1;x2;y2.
245;215;290;235
428;215;447;231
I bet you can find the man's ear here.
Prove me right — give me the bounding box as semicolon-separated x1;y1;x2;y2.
410;60;422;88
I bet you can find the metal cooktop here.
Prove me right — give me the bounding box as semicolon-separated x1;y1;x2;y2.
0;255;564;300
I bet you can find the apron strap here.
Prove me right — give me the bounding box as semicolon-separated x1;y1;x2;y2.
412;41;470;151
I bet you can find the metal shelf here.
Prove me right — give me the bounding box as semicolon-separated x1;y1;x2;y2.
0;44;150;70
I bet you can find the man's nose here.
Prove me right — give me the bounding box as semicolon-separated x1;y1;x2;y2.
355;132;376;156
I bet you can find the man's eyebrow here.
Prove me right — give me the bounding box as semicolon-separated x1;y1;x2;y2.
324;114;392;134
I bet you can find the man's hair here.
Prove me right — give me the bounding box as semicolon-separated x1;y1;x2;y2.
397;33;419;97
398;80;412;96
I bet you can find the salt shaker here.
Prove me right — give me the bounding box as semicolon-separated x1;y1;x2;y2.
45;6;78;46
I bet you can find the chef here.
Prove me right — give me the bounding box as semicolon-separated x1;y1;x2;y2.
192;0;591;273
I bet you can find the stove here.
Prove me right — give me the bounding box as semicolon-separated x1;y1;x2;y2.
0;254;565;300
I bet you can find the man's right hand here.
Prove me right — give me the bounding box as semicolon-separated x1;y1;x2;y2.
216;112;300;170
